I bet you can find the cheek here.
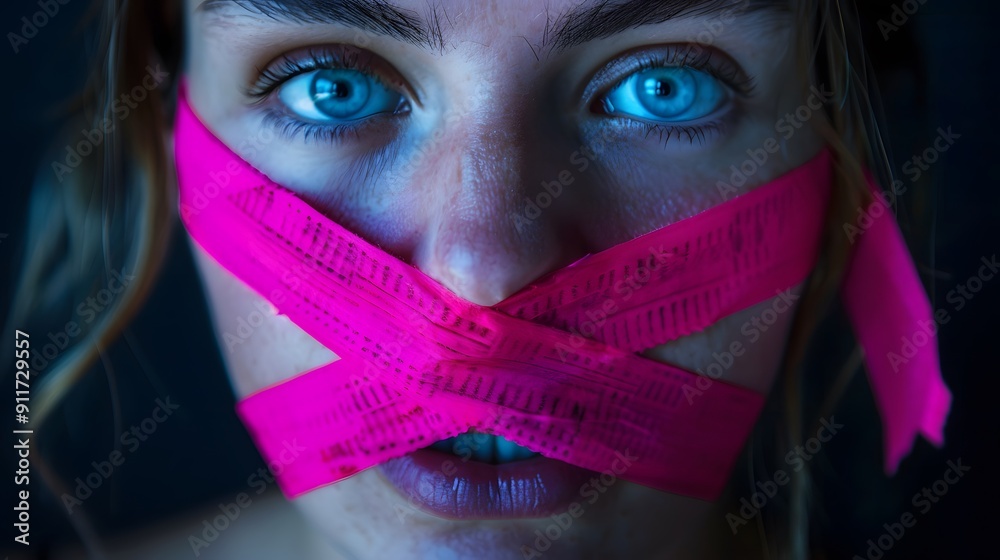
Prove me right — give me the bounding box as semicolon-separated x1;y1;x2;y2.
189;238;336;397
642;283;805;394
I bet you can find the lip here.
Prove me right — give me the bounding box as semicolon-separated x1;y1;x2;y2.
377;448;596;520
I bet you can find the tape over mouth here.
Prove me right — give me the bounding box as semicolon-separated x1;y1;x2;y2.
173;83;950;501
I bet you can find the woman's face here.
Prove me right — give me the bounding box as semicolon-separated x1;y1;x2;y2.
183;0;823;557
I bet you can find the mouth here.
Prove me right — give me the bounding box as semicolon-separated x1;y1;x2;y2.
377;431;596;520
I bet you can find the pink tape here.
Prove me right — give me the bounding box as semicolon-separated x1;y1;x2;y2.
841;177;952;474
174;89;949;500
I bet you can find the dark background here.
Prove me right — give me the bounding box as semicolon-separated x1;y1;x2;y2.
2;0;998;558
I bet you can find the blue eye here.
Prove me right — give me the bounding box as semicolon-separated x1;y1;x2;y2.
278;68;404;122
602;67;727;122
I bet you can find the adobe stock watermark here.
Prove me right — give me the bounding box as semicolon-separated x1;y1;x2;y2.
383;94;477;186
29;268;135;373
844;126;960;244
60;396;180;514
509;117;629;233
266;255;428;390
682;288;799;404
178;127;276;219
554;245;675;363
726;416;843;534
685;0;751;56
52;64;169;182
7;0;72;54
509;166;582;234
716;84;835;201
221;292;285;353
519;449;638;559
853;458;969;560
187;439;305;556
374;24;478;187
877;0;930;41
886;254;996;372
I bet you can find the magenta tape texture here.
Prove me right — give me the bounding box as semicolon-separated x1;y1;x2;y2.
174;89;950;500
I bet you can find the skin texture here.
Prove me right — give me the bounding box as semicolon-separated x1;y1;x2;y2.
181;0;825;558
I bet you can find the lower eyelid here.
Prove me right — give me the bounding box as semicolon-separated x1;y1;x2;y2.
597;101;738;149
259;109;357;143
262;105;732;149
641;122;727;146
259;106;406;145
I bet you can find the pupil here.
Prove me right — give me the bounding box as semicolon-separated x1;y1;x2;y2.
330;81;350;98
653;80;673;97
315;79;351;100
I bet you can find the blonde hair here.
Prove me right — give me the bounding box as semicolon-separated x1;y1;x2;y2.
9;1;901;558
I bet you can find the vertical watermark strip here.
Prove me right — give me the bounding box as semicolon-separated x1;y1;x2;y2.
13;329;33;546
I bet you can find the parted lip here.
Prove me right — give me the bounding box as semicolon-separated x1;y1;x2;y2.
376;448;595;520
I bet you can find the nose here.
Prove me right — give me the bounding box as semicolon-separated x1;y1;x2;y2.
406;103;580;307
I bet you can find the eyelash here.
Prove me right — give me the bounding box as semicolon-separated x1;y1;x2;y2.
248;43;755;146
248;47;385;98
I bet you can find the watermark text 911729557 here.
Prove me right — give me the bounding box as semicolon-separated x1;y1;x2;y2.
13;329;33;546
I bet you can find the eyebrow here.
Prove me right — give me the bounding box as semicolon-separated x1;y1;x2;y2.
198;0;446;50
198;0;789;54
546;0;790;51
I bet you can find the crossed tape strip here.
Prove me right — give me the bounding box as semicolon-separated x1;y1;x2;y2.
174;89;949;502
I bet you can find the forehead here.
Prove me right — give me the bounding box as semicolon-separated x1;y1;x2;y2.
192;0;791;54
